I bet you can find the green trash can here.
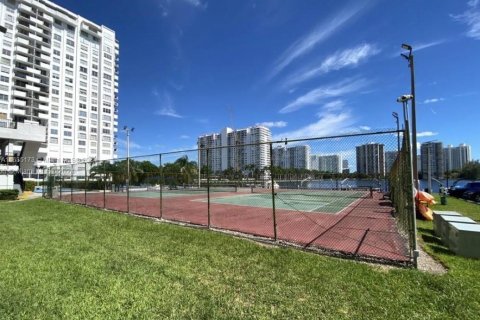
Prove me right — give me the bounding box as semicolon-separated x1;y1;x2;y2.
441;195;447;205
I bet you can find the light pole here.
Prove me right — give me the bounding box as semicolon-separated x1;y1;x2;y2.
401;43;418;189
392;112;400;152
123;126;134;195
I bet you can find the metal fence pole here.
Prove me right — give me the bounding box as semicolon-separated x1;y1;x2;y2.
159;153;163;219
126;160;130;213
207;148;211;229
84;162;87;205
269;142;277;241
42;167;45;198
103;162;106;208
70;164;73;202
59;166;63;201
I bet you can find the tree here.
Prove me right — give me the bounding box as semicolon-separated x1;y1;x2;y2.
458;160;480;180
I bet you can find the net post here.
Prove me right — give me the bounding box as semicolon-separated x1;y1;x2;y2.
159;153;163;219
269;142;277;241
207;148;211;229
369;186;373;198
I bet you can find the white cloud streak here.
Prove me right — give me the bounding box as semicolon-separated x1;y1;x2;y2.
256;121;288;128
417;131;438;137
451;0;480;39
389;39;447;58
423;98;445;104
273;100;359;140
266;3;368;81
283;43;380;87
153;90;183;118
279;78;368;114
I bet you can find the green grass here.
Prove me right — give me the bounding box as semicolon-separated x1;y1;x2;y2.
1;198;480;319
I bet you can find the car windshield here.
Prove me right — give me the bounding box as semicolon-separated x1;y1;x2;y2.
451;180;471;188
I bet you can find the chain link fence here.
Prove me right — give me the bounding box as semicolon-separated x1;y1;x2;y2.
44;130;416;266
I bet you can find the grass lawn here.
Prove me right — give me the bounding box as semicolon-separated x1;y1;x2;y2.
0;198;479;319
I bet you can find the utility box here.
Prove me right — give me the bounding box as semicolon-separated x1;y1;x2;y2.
433;211;462;237
448;223;480;258
438;216;476;243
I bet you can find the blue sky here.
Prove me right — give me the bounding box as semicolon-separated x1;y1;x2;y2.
56;0;480;159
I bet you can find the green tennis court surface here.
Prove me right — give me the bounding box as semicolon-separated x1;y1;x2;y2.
207;190;368;213
108;188;235;198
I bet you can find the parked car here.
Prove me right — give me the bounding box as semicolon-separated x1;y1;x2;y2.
448;180;473;198
461;181;480;202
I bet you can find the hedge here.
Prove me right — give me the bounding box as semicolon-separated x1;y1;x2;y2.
0;189;19;200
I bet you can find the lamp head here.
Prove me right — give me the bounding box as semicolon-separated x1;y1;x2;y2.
396;94;413;103
401;43;412;51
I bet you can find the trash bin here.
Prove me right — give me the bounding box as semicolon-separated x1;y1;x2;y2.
441;195;447;205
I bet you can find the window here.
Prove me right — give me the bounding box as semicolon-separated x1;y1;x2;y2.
92;64;98;70
102;150;110;155
80;81;87;87
104;53;112;60
51;121;58;127
103;74;112;80
65;70;73;76
64;115;72;121
102;115;111;121
91;120;97;126
50;129;58;135
79;111;87;117
52;73;60;79
0;76;9;82
102;129;110;134
102;108;111;114
80;67;87;73
2;49;11;56
78;133;87;139
79;118;86;124
65;77;73;84
65;62;73;68
79;103;87;109
103;80;111;86
90;127;97;133
65;92;73;98
104;67;112;73
63;139;72;145
64;108;72;114
102;142;110;148
78;140;86;146
66;39;75;47
0;84;8;91
53;57;60;64
51;113;58;119
103;122;110;127
50;137;58;144
90;135;97;140
64;100;73;106
52;81;59;87
102;136;111;142
81;45;88;51
0;94;8;101
80;59;87;66
79;125;86;132
80;89;87;95
54;34;61;41
91;71;98;77
65;85;73;91
64;124;72;129
52;89;59;95
53;49;60;56
66;54;74;61
79;96;87;102
78;148;86;153
80;74;87;81
54;41;61;48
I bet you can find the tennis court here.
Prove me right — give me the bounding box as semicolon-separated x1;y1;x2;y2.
206;189;370;213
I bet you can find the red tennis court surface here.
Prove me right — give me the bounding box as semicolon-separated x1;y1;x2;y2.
58;191;411;265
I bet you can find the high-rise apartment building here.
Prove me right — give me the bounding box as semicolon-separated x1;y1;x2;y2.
420;141;444;179
356;143;385;176
384;151;398;174
444;143;471;172
272;144;310;170
318;154;341;173
198;126;271;173
0;0;119;173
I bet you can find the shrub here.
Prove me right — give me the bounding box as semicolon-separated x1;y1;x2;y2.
24;181;38;192
0;189;19;200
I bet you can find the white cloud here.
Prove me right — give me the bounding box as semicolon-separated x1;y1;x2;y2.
154;91;183;118
266;3;368;81
116;138;142;150
180;134;190;139
279;78;368;113
359;126;371;131
423;98;445;104
390;39;447;58
417;131;438;137
284;43;380;87
273;102;356;140
451;0;480;39
256;121;288;128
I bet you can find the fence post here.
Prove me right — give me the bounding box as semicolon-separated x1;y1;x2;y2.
159;153;163;219
404;120;418;267
70;164;73;202
207;148;211;229
126;159;130;213
59;166;63;201
42;167;45;198
103;161;106;209
84;162;87;205
269;142;277;241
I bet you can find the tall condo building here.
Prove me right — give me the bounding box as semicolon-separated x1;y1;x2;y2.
356;143;385;176
272;145;310;170
198;126;271;173
420;141;444;179
443;143;471;172
0;0;119;173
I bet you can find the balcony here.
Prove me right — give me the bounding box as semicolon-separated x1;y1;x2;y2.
15;37;30;46
12;108;26;116
26;75;41;83
13;90;27;98
29;33;43;42
18;4;32;12
38;113;49;120
15;54;30;63
15;46;30;54
13;99;27;107
39;95;49;103
37;104;49;112
26;67;41;75
30;25;42;33
26;84;40;92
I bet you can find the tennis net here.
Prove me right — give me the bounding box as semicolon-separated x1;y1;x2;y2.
251;187;373;199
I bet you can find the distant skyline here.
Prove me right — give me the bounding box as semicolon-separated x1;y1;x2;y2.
54;0;480;159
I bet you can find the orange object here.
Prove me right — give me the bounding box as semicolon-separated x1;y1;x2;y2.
417;202;434;221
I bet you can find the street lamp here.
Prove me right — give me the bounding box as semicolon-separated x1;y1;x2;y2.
401;43;418;188
123;126;134;201
392;112;400;152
